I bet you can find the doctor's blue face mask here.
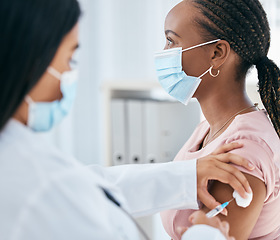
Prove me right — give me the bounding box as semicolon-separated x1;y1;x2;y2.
25;67;78;132
154;39;220;105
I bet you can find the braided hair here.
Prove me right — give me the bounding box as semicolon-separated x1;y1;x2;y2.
192;0;280;138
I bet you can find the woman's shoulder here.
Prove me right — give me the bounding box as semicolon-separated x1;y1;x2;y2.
224;110;280;202
227;110;280;154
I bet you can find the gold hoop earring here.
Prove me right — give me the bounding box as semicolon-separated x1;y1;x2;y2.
210;66;220;77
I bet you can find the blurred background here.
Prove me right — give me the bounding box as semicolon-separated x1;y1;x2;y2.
44;1;280;239
48;0;183;164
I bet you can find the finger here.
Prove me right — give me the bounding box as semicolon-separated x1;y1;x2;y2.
214;158;252;195
221;208;228;217
214;159;252;195
212;142;243;155
198;187;221;210
207;166;250;199
216;153;255;171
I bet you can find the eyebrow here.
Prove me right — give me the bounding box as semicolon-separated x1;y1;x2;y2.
165;30;181;38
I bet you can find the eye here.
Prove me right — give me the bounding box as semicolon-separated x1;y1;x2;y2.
69;59;78;69
69;49;79;69
166;37;174;48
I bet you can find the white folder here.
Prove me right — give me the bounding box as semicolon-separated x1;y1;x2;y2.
127;100;144;164
111;99;127;165
143;101;160;164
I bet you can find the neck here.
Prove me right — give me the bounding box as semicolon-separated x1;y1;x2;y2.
197;84;254;137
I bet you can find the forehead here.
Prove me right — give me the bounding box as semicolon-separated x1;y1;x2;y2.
165;1;201;39
65;23;79;42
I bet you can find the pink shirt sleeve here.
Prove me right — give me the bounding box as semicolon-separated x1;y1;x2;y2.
227;138;276;202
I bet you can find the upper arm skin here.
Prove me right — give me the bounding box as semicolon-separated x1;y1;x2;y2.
202;173;266;240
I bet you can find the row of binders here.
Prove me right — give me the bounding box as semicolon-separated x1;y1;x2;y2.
111;99;201;165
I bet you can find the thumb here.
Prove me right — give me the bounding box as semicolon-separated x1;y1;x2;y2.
198;189;221;210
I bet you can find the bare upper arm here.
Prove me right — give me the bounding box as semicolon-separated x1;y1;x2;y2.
202;173;266;240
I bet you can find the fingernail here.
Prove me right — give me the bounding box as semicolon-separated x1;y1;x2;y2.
248;163;255;170
242;193;247;198
240;191;248;198
248;187;253;193
189;216;194;224
221;208;228;216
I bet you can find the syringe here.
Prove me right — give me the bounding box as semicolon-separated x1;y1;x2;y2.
206;199;234;218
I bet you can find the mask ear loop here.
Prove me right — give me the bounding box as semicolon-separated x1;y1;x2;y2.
198;66;211;79
25;95;34;104
198;65;220;79
209;66;220;77
48;67;62;80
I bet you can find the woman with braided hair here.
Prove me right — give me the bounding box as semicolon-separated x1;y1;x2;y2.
156;0;280;239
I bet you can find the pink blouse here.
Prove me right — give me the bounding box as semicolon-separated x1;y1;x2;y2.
161;110;280;240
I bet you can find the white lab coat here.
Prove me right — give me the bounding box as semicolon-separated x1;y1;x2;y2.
0;119;226;240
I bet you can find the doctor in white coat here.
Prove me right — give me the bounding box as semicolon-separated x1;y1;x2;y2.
0;0;253;239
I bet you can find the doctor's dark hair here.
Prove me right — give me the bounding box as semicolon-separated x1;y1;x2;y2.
192;0;280;138
0;0;81;131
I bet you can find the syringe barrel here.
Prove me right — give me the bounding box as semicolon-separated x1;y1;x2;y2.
206;205;223;218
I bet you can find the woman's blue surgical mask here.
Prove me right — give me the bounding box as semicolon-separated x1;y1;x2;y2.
154;39;220;105
25;67;78;132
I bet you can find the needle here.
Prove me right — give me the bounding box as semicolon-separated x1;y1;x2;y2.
206;198;234;218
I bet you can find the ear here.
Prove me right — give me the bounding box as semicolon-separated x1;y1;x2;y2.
210;40;231;70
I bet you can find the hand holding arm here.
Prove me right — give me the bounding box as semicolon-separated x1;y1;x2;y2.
197;143;254;211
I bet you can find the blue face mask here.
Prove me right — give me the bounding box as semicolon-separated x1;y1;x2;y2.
25;67;78;132
154;39;220;105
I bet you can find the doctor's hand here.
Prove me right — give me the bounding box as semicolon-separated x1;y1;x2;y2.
179;210;235;240
196;142;254;213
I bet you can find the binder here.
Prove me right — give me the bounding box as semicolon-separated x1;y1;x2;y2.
127;100;144;164
143;101;160;164
111;99;127;165
111;98;201;165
